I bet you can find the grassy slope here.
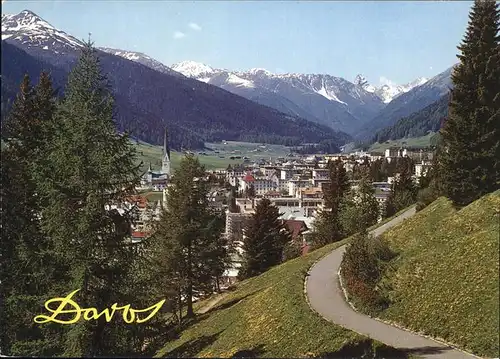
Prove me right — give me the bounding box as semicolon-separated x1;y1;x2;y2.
155;238;410;358
368;132;435;152
377;191;500;357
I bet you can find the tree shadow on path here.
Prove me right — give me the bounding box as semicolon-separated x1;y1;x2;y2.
315;339;455;358
163;330;223;358
231;344;266;358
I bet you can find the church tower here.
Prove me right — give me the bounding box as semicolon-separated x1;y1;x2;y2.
162;126;171;177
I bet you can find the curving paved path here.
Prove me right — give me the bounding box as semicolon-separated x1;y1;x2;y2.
306;207;479;359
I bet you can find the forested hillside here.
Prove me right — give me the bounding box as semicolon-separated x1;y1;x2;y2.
371;94;449;144
2;41;350;150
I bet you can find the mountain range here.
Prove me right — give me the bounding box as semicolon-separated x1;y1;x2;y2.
169;61;433;135
2;9;455;149
354;74;429;104
1;10;349;150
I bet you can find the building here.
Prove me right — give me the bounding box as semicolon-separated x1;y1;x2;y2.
415;160;433;179
139;127;171;190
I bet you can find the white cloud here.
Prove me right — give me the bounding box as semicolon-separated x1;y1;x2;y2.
379;76;396;87
173;31;186;39
429;66;433;70
188;22;202;31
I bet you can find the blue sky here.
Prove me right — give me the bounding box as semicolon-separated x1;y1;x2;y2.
3;0;473;85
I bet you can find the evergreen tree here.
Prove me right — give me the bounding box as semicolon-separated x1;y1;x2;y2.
311;160;349;247
150;155;227;319
339;169;379;236
36;41;145;356
245;183;256;198
384;157;417;217
323;159;350;213
369;158;385;182
238;198;290;279
228;186;239;213
0;74;64;356
439;0;500;206
416;139;445;211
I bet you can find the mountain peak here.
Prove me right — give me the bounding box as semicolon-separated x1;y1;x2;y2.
248;68;273;76
171;60;215;77
354;74;376;93
2;9;84;49
354;74;367;86
373;76;429;103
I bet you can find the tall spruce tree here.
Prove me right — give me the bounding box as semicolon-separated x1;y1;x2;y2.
36;41;145;356
440;0;500;206
339;169;380;236
311;159;350;247
238;198;290;279
150;155;227;319
385;157;417;217
0;74;66;356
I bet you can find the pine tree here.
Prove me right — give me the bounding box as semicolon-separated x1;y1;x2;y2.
0;74;66;356
36;40;145;356
311;160;349;247
339;169;379;236
238;198;290;279
323;159;350;213
245;183;256;198
440;0;500;206
384;157;417;217
150;154;227;319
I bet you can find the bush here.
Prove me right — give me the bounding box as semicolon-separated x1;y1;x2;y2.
282;240;302;262
416;184;440;212
341;232;395;314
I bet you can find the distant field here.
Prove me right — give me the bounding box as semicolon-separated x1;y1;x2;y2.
133;140;293;172
368;133;435;152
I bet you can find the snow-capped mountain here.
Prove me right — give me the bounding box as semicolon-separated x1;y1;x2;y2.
354;74;376;93
2;9;447;139
99;47;184;77
171;60;216;78
354;74;428;103
356;66;454;140
2;10;83;54
2;10;351;150
171;61;389;134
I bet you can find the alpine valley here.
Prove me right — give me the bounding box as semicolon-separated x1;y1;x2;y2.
2;10;454;150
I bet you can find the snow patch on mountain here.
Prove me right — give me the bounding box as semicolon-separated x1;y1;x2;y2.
248;68;273;76
99;47;183;77
171;61;215;77
2;10;84;50
226;73;255;88
354;74;376;93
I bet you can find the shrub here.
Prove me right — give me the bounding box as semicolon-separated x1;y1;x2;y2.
341;232;395;314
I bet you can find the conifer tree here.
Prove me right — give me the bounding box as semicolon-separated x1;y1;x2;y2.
440;0;500;206
0;74;65;356
150;155;227;319
311;160;349;247
339;169;379;235
37;40;145;356
384;157;416;217
245;183;256;198
238;198;290;279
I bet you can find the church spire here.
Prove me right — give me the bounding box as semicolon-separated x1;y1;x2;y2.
163;126;170;160
162;126;171;176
